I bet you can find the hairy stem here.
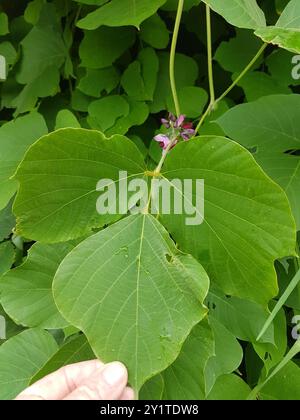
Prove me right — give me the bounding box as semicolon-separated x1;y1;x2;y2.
170;0;185;117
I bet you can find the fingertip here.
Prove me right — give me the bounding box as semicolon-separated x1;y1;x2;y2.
101;362;128;387
120;387;135;401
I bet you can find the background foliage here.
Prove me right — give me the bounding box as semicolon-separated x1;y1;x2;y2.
0;0;300;400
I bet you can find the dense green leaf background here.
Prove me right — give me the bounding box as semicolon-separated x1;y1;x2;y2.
0;0;299;401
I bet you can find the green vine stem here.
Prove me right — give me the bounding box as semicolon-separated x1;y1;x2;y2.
257;267;300;342
195;42;268;134
206;5;215;106
247;339;300;400
169;0;185;117
217;43;267;103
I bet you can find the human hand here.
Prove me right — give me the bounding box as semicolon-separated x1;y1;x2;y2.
16;360;135;400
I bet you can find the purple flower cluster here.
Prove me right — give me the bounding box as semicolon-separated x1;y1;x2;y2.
154;113;195;151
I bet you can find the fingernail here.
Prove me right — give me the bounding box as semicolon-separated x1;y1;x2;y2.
102;362;127;386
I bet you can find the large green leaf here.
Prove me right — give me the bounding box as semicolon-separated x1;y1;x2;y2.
253;306;287;374
77;67;120;98
0;329;58;400
206;374;251;400
0;242;73;329
202;0;266;30
214;29;263;73
205;317;243;394
0;201;15;241
217;94;300;228
160;136;296;305
258;361;300;400
140;375;165;400
0;305;23;346
79;27;136;69
121;48;159;102
255;27;300;54
15;3;68;114
255;0;300;53
207;288;274;343
235;71;292;102
32;335;95;383
13;128;146;243
77;0;167;30
53;214;209;392
160;320;214;400
0;242;15;276
0;112;48;211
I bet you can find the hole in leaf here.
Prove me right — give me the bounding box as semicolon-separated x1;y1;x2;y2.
247;146;258;154
165;254;173;263
284;149;300;156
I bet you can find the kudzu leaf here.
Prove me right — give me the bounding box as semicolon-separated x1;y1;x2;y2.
255;27;300;54
217;94;300;228
202;0;266;30
71;89;93;113
0;200;15;242
55;110;81;130
275;0;290;14
207;288;274;343
14;128;146;242
0;242;73;329
255;0;300;53
79;27;136;69
32;335;95;384
53;214;209;392
0;305;23;345
140;375;164;400
24;0;44;25
159;319;214;400
160;136;296;305
105;98;149;136
150;52;199;113
77;67;120;98
140;14;170;50
166;86;208;118
17;6;67;84
253;306;287;374
121;48;159;102
0;112;48;211
266;49;300;87
276;0;300;28
206;374;251;400
235;71;292;102
214;29;263;73
0;12;9;36
277;260;300;311
77;0;167;30
87;96;130;132
258;361;300;400
0;42;17;67
205;317;243;394
0;242;15;276
0;329;58;400
12;66;61;115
